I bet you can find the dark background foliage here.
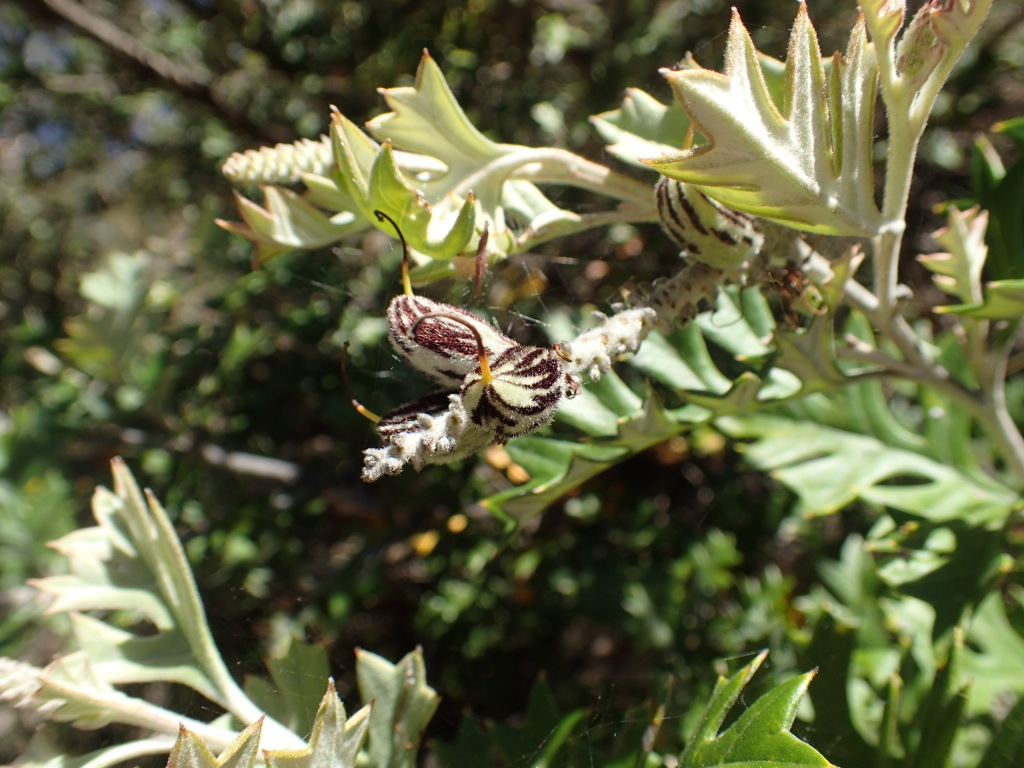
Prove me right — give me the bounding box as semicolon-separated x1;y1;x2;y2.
2;0;1022;762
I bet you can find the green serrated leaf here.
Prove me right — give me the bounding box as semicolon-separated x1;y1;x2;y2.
681;651;832;768
69;613;220;703
964;590;1024;716
978;690;1024;768
265;682;371;768
245;634;331;737
718;414;1018;518
355;648;438;768
685;371;766;416
490;676;587;768
772;313;844;394
485;438;629;523
168;719;262;768
938;278;1024;319
330;111;379;203
485;384;692;522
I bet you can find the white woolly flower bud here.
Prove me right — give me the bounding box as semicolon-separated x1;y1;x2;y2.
558;308;657;382
361;393;493;482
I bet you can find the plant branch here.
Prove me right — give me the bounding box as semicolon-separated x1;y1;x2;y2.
452;148;656;210
39;0;211;89
980;321;1024;482
839;336;1024;483
67;737;178;768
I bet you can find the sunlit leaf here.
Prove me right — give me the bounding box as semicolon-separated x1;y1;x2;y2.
680;651;832;768
647;6;882;236
264;682;371;768
168;719;262;768
590;87;691;167
919;206;988;304
719;413;1018;520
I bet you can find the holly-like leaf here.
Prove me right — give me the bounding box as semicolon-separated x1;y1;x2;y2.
937;278;1024;320
264;682;371;768
647;6;882;236
216;188;364;267
168;719;263;768
330;113;477;260
482;436;630;525
221;52;654;264
355;648;439;768
483;380;699;524
23;459;307;753
245;633;331;737
32;459;225;693
366;52;654;254
482;286;817;520
680;651;832;768
919;206;988;304
590;87;692;168
489;676;587;768
719;413;1018;521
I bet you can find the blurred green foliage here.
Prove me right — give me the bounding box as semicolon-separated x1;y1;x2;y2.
2;0;1024;765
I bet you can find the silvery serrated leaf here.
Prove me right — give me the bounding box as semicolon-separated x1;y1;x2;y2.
216;189;363;267
168;719;263;768
368;51;654;255
590;87;691;167
29;460;305;752
264;682;371;768
647;6;882;236
69;613;220;703
11;651;206;735
919;205;988;304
